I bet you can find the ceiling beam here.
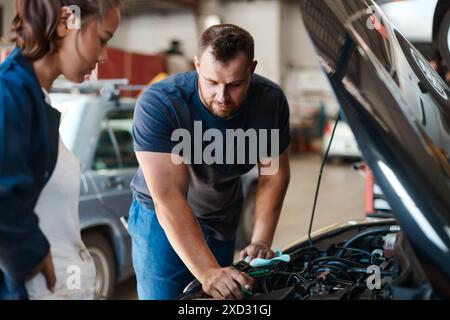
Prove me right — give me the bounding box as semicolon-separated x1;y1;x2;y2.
123;0;198;16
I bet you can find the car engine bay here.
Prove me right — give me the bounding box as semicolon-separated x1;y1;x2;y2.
180;223;435;300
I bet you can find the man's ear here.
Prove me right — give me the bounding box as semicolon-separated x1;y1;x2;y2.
194;56;200;73
250;60;258;74
56;6;72;38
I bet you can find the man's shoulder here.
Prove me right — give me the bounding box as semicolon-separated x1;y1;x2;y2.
250;74;285;96
138;71;196;111
147;71;196;97
136;72;197;123
249;74;287;107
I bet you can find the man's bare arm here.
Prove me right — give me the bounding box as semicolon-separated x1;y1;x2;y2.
136;152;253;299
240;146;291;260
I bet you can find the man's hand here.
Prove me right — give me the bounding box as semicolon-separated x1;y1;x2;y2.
239;240;275;261
201;266;254;300
26;251;56;292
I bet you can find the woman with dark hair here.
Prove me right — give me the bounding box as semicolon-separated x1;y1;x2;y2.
0;0;122;299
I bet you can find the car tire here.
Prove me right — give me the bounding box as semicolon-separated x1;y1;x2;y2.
82;231;117;300
235;184;257;250
395;30;450;108
437;9;450;68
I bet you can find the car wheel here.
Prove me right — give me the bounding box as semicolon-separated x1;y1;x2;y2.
82;231;117;300
437;9;450;69
235;184;257;250
395;30;450;107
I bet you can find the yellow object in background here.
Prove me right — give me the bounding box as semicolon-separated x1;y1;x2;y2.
149;72;169;85
138;72;168;98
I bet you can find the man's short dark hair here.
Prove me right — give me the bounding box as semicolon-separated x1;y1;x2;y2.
198;24;254;64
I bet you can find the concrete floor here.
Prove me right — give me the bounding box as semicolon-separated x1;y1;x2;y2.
113;154;366;299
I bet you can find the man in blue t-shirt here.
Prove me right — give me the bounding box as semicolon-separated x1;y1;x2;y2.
129;24;291;300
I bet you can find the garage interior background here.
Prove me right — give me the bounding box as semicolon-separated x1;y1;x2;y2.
1;0;447;299
0;0;339;140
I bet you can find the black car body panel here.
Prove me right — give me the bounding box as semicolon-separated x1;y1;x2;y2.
180;0;450;300
298;0;450;297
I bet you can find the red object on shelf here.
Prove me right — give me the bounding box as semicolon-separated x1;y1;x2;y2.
131;52;166;86
98;47;167;97
98;47;127;80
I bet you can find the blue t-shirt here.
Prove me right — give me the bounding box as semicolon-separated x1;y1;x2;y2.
131;71;290;240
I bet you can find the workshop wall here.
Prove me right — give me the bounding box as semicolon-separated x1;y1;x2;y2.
221;0;282;85
109;12;199;59
0;0;13;40
280;1;321;72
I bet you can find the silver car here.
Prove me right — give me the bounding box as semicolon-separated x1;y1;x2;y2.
51;85;137;299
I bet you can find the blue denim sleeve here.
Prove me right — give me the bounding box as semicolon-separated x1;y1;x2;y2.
132;87;180;153
0;78;50;281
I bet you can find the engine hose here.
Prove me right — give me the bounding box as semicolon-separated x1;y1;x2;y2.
318;260;356;270
336;225;400;258
249;268;273;277
348;268;393;276
308;256;367;269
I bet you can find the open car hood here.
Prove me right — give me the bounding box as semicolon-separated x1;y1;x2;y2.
298;0;450;296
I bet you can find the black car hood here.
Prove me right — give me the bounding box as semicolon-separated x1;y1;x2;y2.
298;0;450;296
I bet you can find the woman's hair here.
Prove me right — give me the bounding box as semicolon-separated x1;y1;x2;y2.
11;0;122;61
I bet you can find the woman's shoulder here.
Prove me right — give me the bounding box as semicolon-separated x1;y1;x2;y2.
0;68;42;121
0;48;41;97
0;77;36;124
1;68;35;95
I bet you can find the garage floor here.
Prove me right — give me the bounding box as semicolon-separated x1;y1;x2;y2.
113;154;365;299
